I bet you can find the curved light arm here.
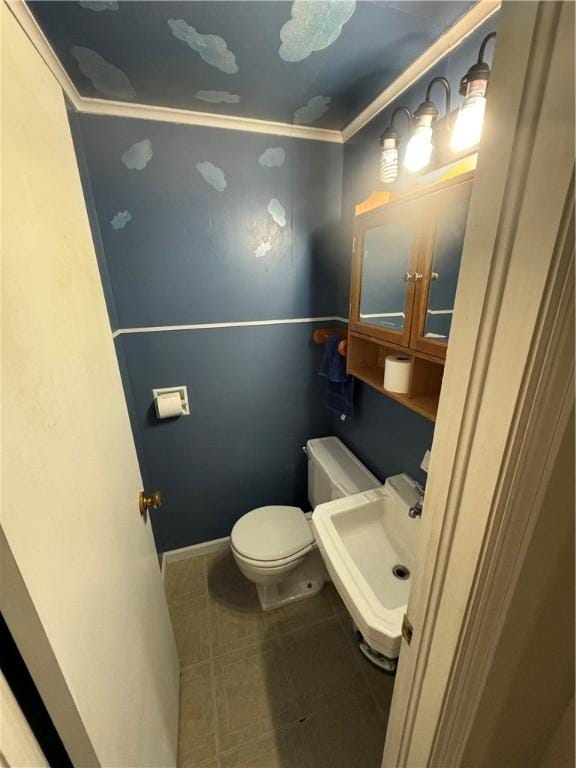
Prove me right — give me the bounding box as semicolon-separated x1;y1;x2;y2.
390;106;413;134
478;31;497;64
425;76;451;118
379;105;412;145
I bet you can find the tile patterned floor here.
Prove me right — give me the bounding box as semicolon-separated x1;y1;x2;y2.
165;548;394;768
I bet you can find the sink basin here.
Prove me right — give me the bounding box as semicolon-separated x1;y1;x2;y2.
312;473;421;660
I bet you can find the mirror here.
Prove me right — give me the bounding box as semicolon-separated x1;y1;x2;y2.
359;214;414;330
424;189;471;341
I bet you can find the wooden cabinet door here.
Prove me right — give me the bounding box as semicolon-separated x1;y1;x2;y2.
410;176;473;359
351;196;423;347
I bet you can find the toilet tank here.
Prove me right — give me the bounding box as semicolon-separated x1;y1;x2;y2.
306;437;381;508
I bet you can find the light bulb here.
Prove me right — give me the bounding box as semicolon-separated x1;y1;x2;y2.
451;80;487;152
379;137;398;183
404;123;433;172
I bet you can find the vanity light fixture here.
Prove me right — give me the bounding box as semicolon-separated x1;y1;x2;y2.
451;32;497;152
378;107;412;183
404;76;451;173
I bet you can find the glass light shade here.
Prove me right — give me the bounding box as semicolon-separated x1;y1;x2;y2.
451;79;487;152
379;137;398;183
404;123;433;172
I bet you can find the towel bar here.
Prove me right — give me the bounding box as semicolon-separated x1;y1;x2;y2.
313;327;347;357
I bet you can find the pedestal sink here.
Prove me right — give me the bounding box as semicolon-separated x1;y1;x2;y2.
312;473;422;663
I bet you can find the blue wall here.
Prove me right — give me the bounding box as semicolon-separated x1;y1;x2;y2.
73;115;344;326
336;386;434;488
117;325;333;551
69;15;497;550
332;16;498;488
69;112;342;552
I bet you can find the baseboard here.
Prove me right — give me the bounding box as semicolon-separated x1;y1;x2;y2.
161;537;230;578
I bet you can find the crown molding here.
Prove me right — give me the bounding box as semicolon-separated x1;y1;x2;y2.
6;0;499;145
341;0;501;142
5;0;83;108
77;97;343;142
4;0;341;143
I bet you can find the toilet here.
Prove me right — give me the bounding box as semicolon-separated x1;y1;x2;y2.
231;436;381;610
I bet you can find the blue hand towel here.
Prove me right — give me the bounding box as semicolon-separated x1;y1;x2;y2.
319;335;354;418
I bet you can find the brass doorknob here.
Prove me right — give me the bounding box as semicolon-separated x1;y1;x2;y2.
139;490;162;517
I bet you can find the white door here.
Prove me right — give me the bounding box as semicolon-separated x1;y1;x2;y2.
1;5;180;767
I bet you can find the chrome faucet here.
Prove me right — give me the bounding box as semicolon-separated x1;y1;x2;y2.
408;482;425;519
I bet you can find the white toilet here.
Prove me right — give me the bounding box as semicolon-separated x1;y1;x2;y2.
231;436;381;610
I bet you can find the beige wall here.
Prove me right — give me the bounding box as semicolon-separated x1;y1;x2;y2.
462;409;575;767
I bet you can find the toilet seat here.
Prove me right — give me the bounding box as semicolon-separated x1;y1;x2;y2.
231;546;313;572
231;505;314;563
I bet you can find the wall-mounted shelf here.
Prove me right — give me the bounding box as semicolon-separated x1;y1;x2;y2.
347;331;444;422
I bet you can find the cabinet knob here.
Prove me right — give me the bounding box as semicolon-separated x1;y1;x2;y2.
403;272;423;282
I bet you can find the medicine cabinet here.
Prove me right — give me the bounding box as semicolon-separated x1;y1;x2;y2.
347;170;473;421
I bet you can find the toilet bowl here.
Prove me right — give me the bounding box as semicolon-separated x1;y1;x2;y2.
231;437;381;610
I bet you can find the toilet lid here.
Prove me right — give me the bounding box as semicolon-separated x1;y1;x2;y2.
231;506;313;562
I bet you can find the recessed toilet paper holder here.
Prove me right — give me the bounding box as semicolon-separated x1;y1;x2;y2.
152;386;190;416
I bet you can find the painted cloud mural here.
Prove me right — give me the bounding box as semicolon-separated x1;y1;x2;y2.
121;139;153;170
111;210;132;230
195;90;240;104
267;199;287;227
258;148;286;168
168;19;239;74
254;241;273;259
294;96;331;124
78;1;118;11
196;161;227;191
279;0;356;62
71;47;135;100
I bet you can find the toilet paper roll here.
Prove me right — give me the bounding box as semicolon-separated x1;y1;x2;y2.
155;392;183;419
383;355;412;394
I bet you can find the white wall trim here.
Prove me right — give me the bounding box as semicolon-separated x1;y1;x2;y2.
112;316;348;339
161;537;230;579
6;0;499;145
341;0;501;142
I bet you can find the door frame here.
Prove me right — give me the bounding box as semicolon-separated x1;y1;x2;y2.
1;532;100;767
383;2;574;765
